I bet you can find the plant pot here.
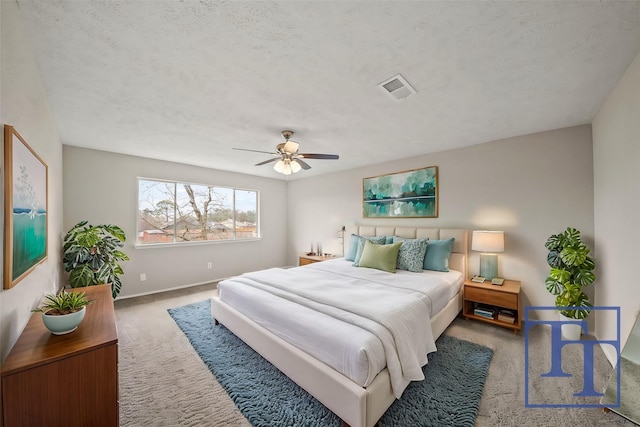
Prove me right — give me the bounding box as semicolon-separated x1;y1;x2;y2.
559;312;583;340
41;306;86;335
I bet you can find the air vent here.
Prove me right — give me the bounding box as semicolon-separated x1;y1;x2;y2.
378;74;416;100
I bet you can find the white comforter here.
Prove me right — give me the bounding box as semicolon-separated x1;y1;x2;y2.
228;259;453;398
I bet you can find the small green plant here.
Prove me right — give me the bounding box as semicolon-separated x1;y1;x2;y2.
63;221;129;298
544;227;595;319
32;290;93;316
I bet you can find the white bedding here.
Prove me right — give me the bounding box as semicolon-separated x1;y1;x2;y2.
217;258;463;398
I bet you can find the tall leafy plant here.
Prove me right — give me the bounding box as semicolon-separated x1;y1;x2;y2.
63;221;129;298
544;227;595;319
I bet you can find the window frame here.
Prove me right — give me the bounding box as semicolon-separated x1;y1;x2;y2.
136;177;260;248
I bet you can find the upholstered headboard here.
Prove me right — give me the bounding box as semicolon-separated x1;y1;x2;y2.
344;226;468;279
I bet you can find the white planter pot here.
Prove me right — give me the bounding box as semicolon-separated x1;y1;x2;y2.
559;313;584;340
42;306;86;335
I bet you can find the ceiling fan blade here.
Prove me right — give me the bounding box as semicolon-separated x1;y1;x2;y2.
298;153;339;160
294;158;311;170
255;157;280;166
233;147;278;155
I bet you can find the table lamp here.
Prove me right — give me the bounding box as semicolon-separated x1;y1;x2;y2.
471;230;504;282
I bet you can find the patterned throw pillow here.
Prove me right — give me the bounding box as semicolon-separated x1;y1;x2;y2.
352;235;388;266
393;236;429;272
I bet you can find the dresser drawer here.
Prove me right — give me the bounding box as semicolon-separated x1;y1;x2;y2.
465;286;518;309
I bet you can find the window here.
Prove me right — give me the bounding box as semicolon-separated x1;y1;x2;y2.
137;178;259;245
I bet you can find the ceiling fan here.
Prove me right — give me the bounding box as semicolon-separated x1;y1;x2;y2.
233;130;339;175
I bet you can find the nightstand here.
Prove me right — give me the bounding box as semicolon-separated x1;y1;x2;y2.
462;278;522;334
299;254;336;266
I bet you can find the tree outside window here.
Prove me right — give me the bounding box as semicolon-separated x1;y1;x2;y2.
137;179;258;245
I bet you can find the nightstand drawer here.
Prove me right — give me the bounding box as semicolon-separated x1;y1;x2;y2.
465;286;518;309
299;257;315;266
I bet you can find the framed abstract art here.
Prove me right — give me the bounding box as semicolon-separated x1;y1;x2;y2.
4;125;48;289
363;166;438;218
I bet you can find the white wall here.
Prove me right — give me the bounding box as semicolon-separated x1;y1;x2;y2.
0;1;64;362
287;125;595;323
593;50;640;363
62;146;289;298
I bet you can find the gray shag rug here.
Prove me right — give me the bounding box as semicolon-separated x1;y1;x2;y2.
168;299;493;427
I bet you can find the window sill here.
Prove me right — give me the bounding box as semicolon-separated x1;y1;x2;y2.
134;237;262;249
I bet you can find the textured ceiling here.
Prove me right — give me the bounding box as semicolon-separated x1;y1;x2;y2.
15;1;640;180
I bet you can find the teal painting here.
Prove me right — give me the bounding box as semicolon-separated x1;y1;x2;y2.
363;166;438;218
4;126;48;288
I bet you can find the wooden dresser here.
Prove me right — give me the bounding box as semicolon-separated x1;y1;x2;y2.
1;284;119;426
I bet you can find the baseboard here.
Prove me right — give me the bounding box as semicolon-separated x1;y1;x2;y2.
117;278;227;300
599;340;618;367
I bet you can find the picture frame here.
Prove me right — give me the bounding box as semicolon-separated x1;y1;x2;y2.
4;125;48;289
363;165;438;218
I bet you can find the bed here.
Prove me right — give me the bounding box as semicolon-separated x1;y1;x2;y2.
210;226;468;427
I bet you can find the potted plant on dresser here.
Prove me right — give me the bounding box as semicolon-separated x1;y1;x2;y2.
63;221;129;298
544;227;596;339
32;290;93;335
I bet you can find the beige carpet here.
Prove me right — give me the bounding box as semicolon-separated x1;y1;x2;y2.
115;283;635;426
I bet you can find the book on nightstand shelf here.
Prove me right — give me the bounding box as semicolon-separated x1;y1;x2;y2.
473;303;497;319
474;308;494;319
497;309;516;324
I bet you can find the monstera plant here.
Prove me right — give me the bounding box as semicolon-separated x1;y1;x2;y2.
544;227;595;320
63;221;129;298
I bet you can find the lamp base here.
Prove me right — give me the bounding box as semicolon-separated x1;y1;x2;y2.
479;253;498;281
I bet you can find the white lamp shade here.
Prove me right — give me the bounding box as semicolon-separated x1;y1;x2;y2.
273;159;285;173
471;230;504;253
282;140;299;154
290;160;302;173
274;158;298;175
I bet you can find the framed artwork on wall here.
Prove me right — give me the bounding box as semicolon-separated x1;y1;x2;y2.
3;125;48;289
363;165;438;218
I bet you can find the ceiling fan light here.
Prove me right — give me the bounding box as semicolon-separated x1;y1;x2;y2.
274;159;285;173
283;140;299;154
240;129;338;175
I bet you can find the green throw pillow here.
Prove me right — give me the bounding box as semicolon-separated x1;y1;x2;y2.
358;241;402;273
423;238;455;272
352;235;388;266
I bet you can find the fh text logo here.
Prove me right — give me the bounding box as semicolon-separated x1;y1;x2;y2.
524;306;620;408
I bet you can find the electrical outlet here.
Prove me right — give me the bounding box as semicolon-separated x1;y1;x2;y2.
207;262;212;269
140;273;146;281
